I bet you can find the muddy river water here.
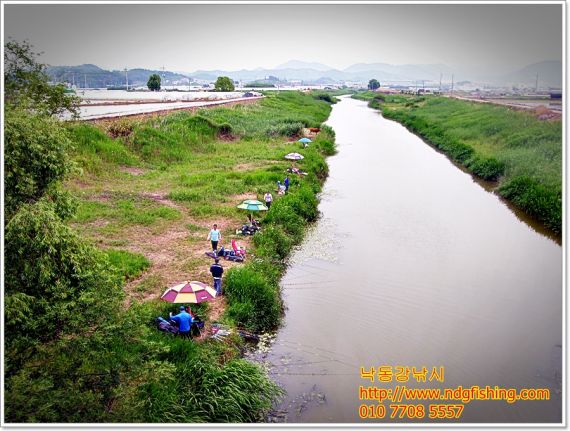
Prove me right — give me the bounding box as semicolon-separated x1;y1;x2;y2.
264;96;562;423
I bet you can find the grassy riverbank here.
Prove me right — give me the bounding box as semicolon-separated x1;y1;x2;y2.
5;91;336;422
353;91;562;234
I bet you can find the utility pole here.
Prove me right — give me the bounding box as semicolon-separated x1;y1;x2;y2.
535;72;539;93
124;68;129;91
422;80;425;93
451;74;454;95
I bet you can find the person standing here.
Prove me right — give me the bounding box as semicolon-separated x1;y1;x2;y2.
210;258;224;296
170;305;193;339
284;175;290;192
264;191;273;209
207;223;221;251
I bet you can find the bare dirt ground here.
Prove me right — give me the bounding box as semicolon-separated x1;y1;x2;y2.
111;192;252;313
120;166;148;176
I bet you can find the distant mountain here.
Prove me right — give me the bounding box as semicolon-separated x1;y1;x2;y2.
275;60;333;71
185;62;457;84
122;68;190;85
343;63;454;82
46;60;562;89
502;60;562;88
47;64;190;88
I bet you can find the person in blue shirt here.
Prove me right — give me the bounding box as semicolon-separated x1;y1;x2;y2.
284;175;290;192
207;223;221;252
170;305;193;338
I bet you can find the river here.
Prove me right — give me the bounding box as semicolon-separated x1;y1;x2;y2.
264;96;562;423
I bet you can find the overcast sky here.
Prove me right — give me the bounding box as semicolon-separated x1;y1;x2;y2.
3;3;563;74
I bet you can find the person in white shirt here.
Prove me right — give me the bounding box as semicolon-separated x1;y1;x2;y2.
264;192;273;209
207;223;221;251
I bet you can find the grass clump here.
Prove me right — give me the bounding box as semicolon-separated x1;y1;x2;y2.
105;249;150;281
224;267;281;332
498;176;562;232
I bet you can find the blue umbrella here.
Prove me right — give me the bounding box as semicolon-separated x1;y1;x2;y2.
298;137;312;143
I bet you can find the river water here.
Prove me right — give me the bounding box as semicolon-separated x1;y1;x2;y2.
264;96;562;423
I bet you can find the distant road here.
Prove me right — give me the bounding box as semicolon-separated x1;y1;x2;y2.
66;96;264;121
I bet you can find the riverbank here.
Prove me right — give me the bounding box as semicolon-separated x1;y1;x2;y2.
5;91;336;423
353;91;562;234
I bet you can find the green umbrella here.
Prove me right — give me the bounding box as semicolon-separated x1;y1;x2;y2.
236;199;268;212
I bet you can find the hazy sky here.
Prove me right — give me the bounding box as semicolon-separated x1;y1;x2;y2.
3;3;563;74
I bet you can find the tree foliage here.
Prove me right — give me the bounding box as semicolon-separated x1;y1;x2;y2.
214;76;235;92
147;73;161;91
4;106;75;220
368;79;380;90
4;39;80;117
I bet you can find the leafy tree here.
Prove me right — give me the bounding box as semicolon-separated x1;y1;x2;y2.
214;76;235;92
4;200;123;348
147;73;161;91
368;79;380;90
4;107;75;220
4;39;80;117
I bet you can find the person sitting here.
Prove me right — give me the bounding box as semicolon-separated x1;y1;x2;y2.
169;305;193;339
277;181;286;195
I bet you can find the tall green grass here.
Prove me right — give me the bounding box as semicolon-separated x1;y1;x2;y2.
105;249;151;281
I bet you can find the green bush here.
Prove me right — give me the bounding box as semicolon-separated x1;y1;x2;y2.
265;120;304;137
315;125;337;156
498;176;561;233
253;225;294;261
466;155;505;180
4;107;74;220
224;267;281;331
262;200;304;240
4;200;123;345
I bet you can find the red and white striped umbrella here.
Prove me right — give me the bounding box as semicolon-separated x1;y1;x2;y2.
161;281;217;304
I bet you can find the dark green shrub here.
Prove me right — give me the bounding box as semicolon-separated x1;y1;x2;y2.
262;199;304;240
467;156;505;180
4;107;74;220
252;225;293;261
284;185;320;222
499;176;561;233
265;121;304;137
4;200;123;345
224;267;281;331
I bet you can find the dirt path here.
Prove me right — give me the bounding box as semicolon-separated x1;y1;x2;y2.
115;192;252;310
